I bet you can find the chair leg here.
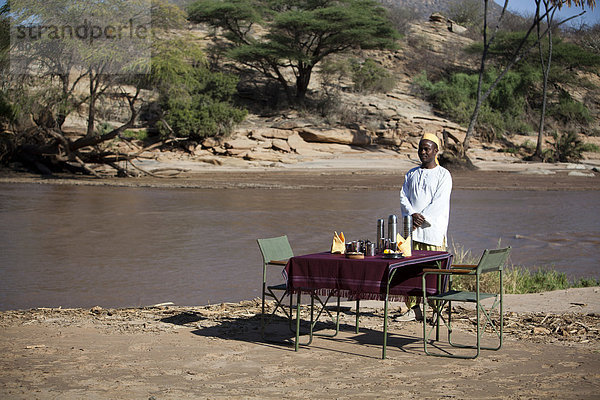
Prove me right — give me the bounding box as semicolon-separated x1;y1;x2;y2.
261;290;293;343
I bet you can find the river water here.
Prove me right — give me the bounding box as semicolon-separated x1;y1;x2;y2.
1;183;598;310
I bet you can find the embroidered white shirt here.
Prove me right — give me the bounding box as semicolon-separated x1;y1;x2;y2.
399;165;452;247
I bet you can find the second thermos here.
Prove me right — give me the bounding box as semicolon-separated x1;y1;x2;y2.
387;214;397;241
402;214;413;241
377;218;385;251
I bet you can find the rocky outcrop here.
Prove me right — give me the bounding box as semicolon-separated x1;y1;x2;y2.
297;127;372;146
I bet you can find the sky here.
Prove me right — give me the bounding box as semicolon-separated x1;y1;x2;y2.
495;0;600;27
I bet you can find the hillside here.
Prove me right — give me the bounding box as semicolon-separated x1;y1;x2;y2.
43;4;599;179
143;12;598;177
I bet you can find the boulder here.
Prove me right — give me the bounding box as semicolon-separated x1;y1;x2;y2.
286;132;310;152
226;148;248;156
202;137;222;148
244;150;284;163
272;138;291;153
223;136;256;150
429;12;446;23
256;139;273;149
449;20;467;34
192;145;213;157
211;146;228;155
270;119;313;130
253;127;295;139
297;127;372;146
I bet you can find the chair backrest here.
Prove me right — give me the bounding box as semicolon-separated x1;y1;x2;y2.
476;247;511;274
257;235;294;265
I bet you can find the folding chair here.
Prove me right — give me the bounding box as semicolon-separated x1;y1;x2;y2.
258;235;294;337
258;235;342;348
422;247;511;359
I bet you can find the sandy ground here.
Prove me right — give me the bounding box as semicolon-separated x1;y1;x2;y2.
1;288;599;399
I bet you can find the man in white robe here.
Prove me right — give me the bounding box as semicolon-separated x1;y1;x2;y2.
400;133;452;250
397;133;452;321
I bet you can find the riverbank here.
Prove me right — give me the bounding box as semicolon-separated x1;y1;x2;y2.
1;288;599;399
1;167;599;191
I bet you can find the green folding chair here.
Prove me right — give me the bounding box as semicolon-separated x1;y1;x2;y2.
258;235;294;337
258;235;342;349
422;247;511;359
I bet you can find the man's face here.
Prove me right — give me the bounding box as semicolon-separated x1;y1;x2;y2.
418;139;438;165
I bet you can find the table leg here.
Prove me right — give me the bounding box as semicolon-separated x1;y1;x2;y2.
355;299;360;334
436;274;441;341
383;294;389;359
295;291;301;352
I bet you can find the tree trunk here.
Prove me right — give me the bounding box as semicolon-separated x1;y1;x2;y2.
462;0;493;157
86;72;97;138
295;65;312;101
536;1;554;159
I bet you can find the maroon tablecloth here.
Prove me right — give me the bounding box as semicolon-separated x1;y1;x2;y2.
284;250;453;301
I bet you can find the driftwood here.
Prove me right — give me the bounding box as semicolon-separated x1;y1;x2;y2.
4;89;168;177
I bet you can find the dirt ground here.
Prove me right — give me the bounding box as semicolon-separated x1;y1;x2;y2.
1;288;599;399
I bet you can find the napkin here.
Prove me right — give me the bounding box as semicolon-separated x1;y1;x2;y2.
396;233;412;257
331;231;346;254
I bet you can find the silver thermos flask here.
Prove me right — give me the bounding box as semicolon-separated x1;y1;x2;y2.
387;214;398;242
376;218;385;251
402;214;413;243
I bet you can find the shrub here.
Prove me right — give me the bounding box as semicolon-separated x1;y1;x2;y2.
548;90;593;125
122;129;149;141
350;59;396;93
581;142;600;153
158;68;247;140
544;131;586;163
318;58;351;95
413;69;530;139
95;122;114;136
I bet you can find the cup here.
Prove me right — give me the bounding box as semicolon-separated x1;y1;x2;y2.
366;242;376;256
345;242;353;253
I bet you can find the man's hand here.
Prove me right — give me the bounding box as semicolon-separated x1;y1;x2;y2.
412;213;426;229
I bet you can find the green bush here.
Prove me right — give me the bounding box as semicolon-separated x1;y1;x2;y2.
122;129;149;141
544;131;586;163
548;90;592;125
318;58;351;95
413;69;530;139
351;59;395;93
581;142;600;153
95;122;114;136
158;67;247;140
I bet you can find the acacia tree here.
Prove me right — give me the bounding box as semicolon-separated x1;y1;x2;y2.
460;0;596;161
188;0;398;102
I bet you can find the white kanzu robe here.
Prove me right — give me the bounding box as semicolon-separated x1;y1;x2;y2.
399;165;452;247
